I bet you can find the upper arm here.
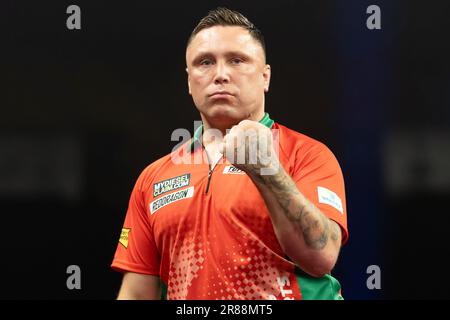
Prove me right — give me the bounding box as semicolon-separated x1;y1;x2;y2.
111;168;161;277
117;272;162;300
293;143;348;245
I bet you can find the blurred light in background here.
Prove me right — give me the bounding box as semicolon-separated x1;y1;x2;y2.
383;130;450;195
0;134;83;201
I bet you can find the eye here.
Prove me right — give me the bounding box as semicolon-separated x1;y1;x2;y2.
230;58;243;65
200;59;213;66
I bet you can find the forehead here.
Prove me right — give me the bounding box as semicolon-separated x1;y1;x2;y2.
186;26;264;61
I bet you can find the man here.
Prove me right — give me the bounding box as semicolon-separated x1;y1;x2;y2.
111;7;348;300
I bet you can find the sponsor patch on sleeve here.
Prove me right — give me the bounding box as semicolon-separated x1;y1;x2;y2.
317;186;343;214
119;228;131;249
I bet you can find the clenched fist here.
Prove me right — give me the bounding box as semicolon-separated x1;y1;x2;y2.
218;120;279;176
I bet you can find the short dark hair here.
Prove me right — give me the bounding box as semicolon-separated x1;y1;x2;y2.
187;7;266;57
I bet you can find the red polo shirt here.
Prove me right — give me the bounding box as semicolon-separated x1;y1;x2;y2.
112;113;348;300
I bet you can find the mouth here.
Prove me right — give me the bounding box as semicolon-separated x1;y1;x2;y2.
208;91;234;98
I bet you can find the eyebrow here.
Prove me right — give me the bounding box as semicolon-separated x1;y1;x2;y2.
191;52;214;65
191;51;252;65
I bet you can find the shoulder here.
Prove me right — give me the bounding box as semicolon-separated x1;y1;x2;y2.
275;122;338;165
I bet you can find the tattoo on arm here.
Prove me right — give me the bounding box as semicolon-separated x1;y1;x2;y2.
257;166;338;250
329;220;341;243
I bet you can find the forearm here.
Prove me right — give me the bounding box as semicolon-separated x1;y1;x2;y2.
219;120;342;276
117;273;162;300
248;163;341;277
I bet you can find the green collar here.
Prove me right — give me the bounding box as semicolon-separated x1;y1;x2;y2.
188;112;274;153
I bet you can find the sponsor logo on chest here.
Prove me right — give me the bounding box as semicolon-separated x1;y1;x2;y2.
153;173;191;197
150;186;194;214
222;165;245;175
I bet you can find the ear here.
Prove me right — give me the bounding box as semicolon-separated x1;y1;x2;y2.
263;64;271;93
186;67;192;95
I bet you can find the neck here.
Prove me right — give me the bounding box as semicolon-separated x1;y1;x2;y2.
201;109;265;143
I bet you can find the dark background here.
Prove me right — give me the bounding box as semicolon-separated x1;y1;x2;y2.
1;0;449;299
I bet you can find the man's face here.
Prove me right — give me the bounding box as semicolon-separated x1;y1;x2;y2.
186;26;271;126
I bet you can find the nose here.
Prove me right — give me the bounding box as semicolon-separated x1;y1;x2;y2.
213;61;230;85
